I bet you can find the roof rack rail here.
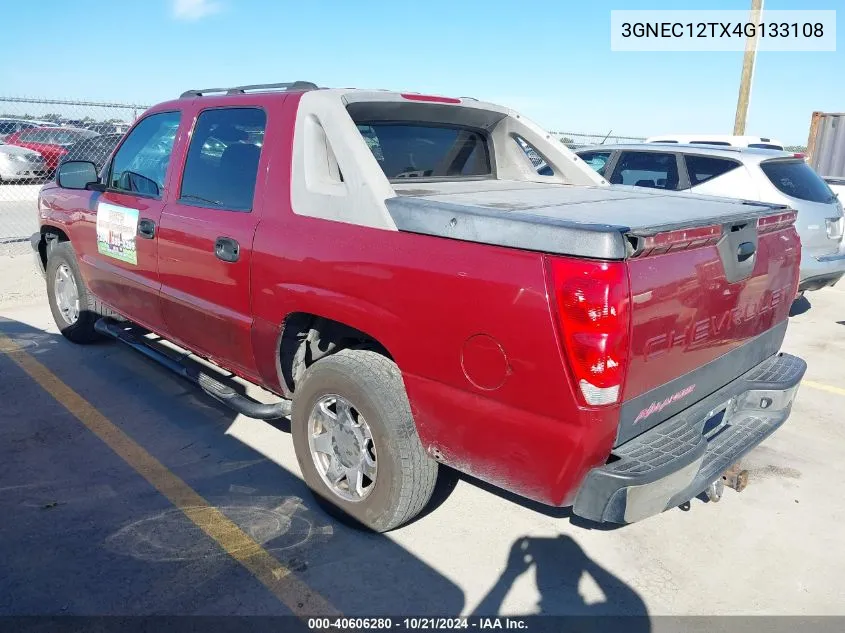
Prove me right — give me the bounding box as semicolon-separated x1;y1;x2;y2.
180;81;319;98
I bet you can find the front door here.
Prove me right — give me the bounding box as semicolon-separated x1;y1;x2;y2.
157;105;269;377
80;111;182;331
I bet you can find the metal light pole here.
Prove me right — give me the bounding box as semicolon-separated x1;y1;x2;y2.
733;0;764;135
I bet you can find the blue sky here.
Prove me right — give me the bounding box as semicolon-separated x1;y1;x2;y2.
1;0;840;144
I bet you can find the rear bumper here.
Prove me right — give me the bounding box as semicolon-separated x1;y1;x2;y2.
572;352;806;524
799;249;845;291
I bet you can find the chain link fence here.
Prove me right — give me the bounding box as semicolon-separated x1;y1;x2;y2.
0;95;647;248
0;97;148;247
550;131;647;149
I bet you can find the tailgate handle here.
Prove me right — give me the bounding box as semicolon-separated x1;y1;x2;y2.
737;241;755;262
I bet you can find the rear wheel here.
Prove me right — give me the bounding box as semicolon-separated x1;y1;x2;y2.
46;241;103;344
291;349;438;532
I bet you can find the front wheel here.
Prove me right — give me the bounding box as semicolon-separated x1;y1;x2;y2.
46;241;103;344
291;349;438;532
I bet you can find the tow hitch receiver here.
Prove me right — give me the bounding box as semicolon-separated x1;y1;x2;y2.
705;464;750;502
722;463;750;492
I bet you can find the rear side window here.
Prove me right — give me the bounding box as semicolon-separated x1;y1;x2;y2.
760;160;835;203
684;155;741;186
180;107;267;211
610;151;679;189
109;111;181;198
577;150;612;176
357;123;491;179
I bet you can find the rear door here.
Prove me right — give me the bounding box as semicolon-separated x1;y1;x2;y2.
759;158;843;258
80;111;182;331
682;153;761;200
157;105;270;377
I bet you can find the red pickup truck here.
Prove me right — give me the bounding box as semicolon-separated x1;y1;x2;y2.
32;82;806;531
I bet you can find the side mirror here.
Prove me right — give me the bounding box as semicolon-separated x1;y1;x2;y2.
57;160;99;190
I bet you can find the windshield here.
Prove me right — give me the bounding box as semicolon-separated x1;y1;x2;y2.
760;159;835;203
357;123;491;180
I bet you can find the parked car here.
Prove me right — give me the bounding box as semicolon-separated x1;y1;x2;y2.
576;143;845;294
0;118;40;141
645;134;785;150
0;140;47;182
84;122;130;135
32;83;805;531
5;126;99;173
60;133;123;173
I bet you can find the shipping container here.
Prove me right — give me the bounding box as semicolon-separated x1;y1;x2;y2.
807;112;845;178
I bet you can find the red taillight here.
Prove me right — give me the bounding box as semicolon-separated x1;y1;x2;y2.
631;225;722;257
548;258;630;406
399;93;462;104
793;153;805;159
757;210;797;234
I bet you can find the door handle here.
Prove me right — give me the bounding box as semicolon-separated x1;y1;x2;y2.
138;218;156;239
215;236;240;262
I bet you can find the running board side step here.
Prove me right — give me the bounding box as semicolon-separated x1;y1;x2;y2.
94;317;291;420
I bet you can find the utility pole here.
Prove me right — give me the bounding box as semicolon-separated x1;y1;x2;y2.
733;0;764;135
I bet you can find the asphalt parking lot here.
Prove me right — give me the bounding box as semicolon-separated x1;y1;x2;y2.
1;250;844;619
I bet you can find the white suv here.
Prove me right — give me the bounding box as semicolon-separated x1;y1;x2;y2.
576;143;845;293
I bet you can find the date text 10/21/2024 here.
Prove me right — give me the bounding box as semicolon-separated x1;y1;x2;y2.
307;618;528;630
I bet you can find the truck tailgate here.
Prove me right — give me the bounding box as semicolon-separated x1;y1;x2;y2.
617;215;801;444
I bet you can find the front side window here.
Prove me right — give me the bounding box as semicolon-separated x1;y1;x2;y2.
109;112;181;198
357;123;491;180
610;151;679;189
179;107;267;211
577;150;613;176
760;159;835;203
684;155;741;186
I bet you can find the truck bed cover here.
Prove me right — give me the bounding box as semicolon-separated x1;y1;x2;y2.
388;180;786;259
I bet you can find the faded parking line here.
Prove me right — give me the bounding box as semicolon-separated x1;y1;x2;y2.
0;330;339;618
802;379;845;397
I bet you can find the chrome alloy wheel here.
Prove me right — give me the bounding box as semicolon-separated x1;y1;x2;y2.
308;394;377;502
53;263;80;325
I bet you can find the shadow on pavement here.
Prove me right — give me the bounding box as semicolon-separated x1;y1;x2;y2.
473;535;650;626
0;316;647;622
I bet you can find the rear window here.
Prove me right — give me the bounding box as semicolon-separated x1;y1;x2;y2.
748;143;783;150
689;141;732;146
357;123;491;180
760;160;834;203
18;129;51;142
684;155;741;186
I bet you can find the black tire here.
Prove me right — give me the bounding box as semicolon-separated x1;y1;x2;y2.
46;241;105;344
291;349;438;532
